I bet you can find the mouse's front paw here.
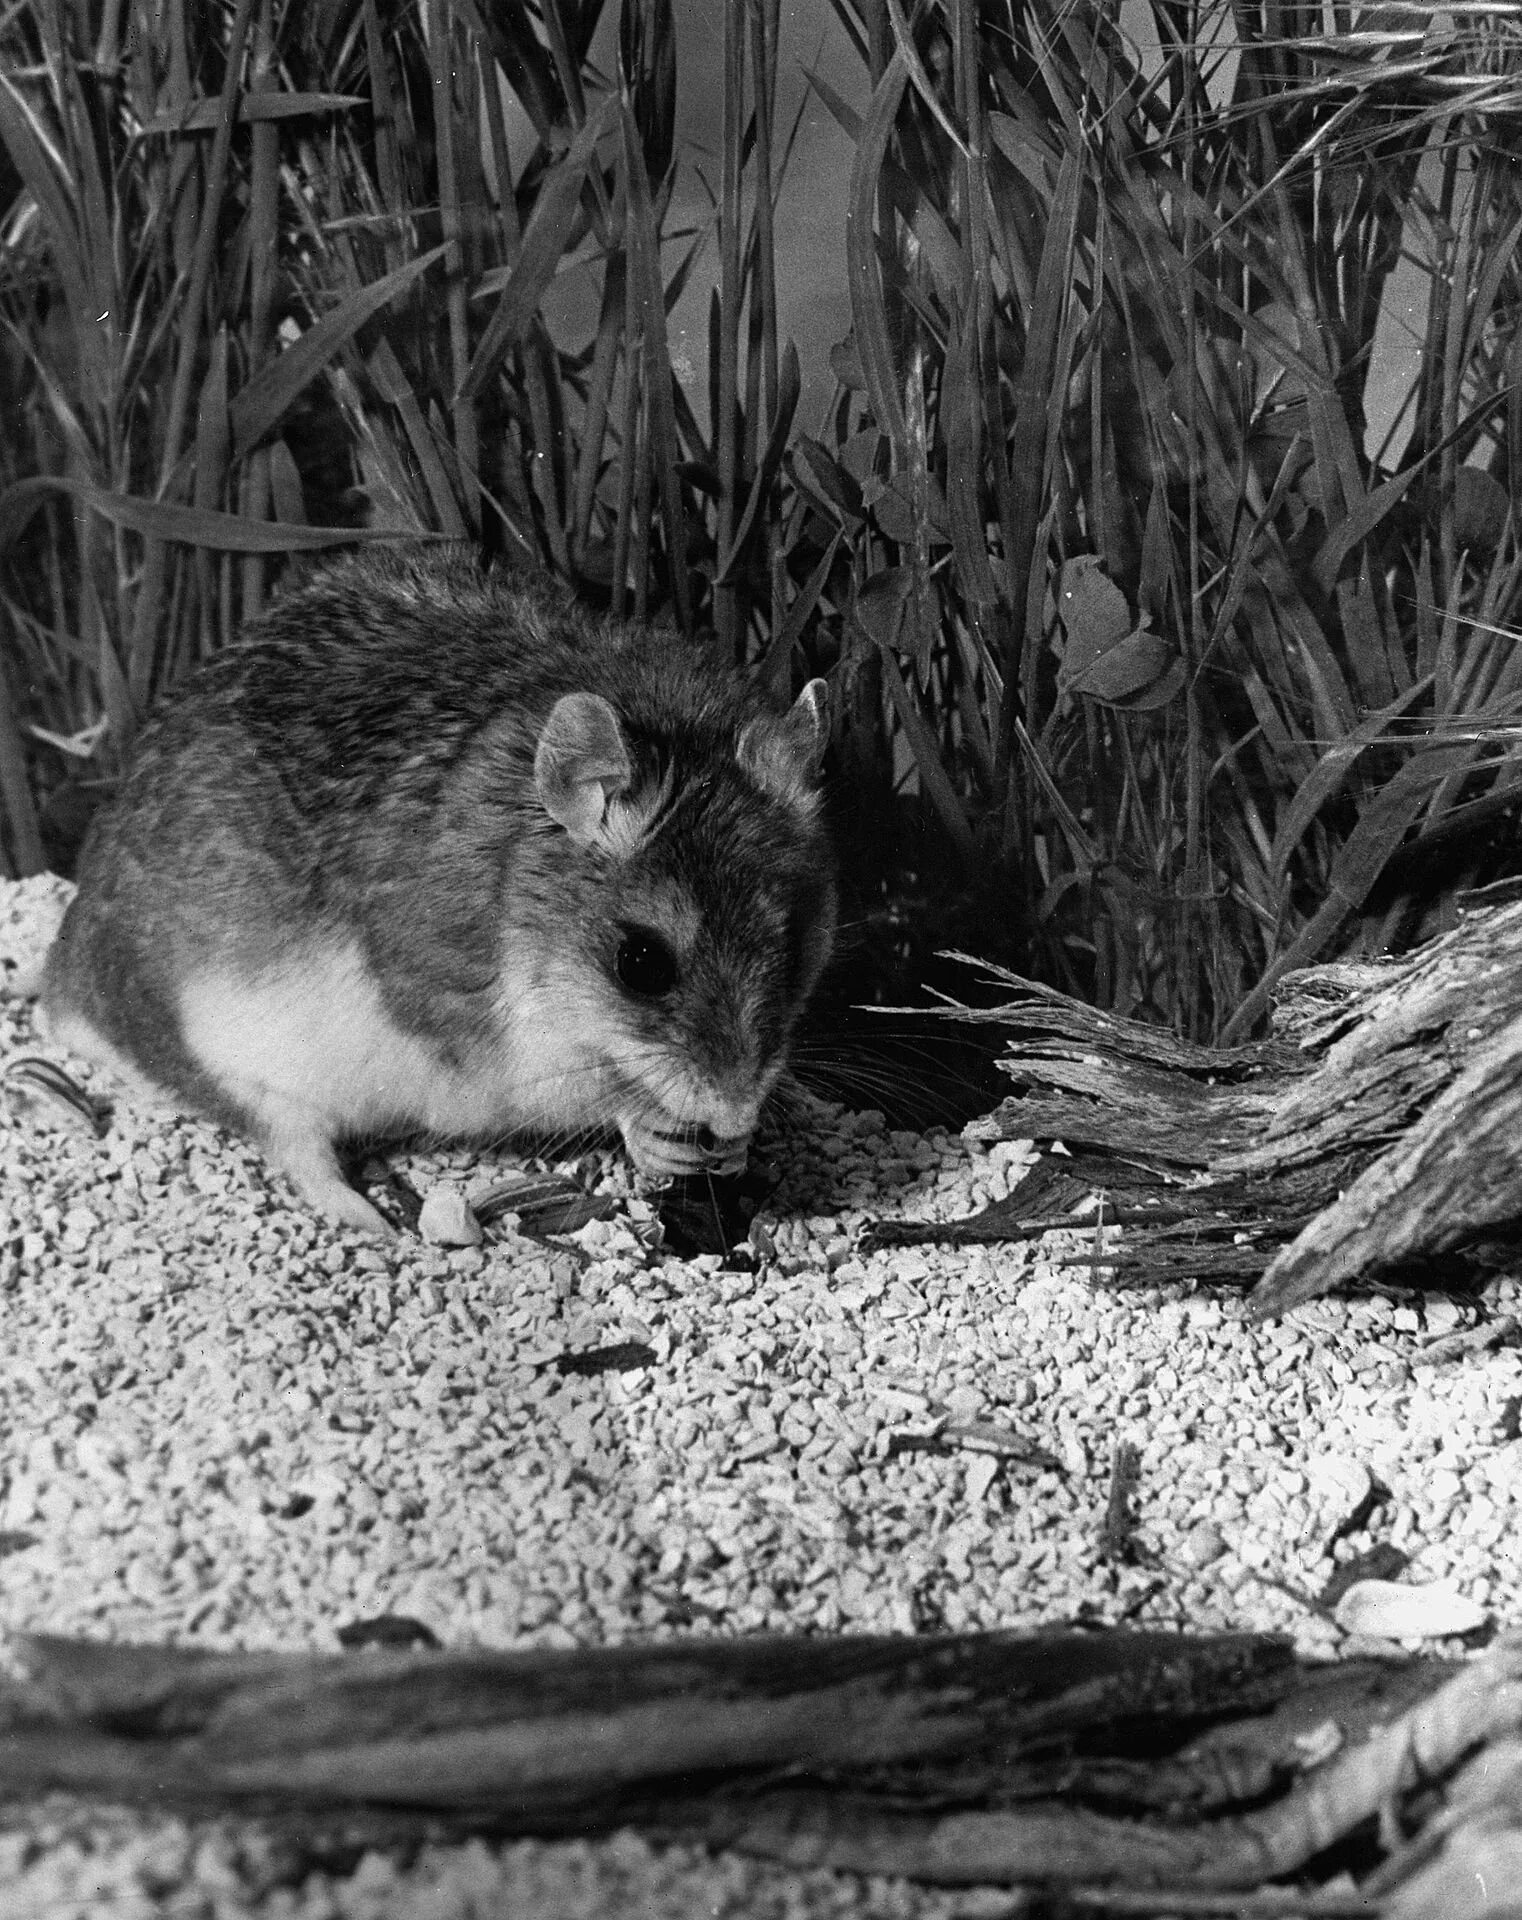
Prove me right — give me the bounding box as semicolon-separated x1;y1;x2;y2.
265;1126;399;1241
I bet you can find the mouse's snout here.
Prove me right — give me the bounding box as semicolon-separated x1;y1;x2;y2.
693;1122;751;1174
620;1102;759;1180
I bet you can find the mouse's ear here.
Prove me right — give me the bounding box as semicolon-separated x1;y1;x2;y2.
736;677;830;811
535;693;633;846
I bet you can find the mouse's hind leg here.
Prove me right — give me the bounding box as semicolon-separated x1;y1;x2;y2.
176;953;411;1236
36;996;182;1118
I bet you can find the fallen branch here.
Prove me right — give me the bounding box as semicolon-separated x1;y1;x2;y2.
10;1625;1522;1907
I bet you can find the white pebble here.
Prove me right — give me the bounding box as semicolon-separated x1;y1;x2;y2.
417;1185;484;1246
1333;1578;1488;1640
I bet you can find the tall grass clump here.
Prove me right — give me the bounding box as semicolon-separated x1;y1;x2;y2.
0;0;776;857
6;0;1522;1040
806;0;1522;1036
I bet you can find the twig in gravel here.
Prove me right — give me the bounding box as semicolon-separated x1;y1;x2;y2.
943;1419;1058;1464
552;1340;659;1377
1318;1547;1409;1613
1099;1441;1144;1564
1412;1313;1522;1367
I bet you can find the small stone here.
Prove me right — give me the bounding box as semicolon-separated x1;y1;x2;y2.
944;1384;982;1422
881;1280;928;1319
1306;1452;1373;1524
1333;1578;1488;1640
417;1186;483;1247
965;1454;999;1503
61;1205;99;1243
1182;1521;1228;1567
892;1252;932;1286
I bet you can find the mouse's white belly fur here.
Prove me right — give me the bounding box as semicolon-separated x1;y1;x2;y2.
177;940;613;1141
51;936;765;1232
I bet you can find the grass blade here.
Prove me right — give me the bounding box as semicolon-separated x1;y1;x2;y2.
0;476;422;553
460;94;619;403
230;245;447;461
620;94;691;631
845;49;909;461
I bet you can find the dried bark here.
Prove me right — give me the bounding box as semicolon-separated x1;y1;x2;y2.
0;1623;1500;1902
873;897;1522;1315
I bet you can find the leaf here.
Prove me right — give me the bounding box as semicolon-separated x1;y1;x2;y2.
803;63;863;148
846;52;910;457
192;328;231;511
792;439;863;523
1267;678;1433;892
619;94;692;631
460;93;619;404
1138;485;1172;622
1065;632;1179;706
872;472;950;548
829;333;866;392
138;93;365;133
837;431;884;489
851;568;912;653
755;532;842;697
366;339;469;537
1453;467;1510;554
619;0;677;186
1002;149;1082;717
943;311;999;613
1326;745;1471;913
0;477;425;556
229;244;448;459
452;0;565;145
883;0;971;158
877;643;975;861
268;441;307;526
1310;467;1417;593
0;73;88;320
1055;555;1132;677
1052;556;1180;707
716;340;802;586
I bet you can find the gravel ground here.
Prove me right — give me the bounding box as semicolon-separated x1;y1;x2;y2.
3;871;1522;1916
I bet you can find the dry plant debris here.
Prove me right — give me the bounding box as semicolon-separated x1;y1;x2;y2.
900;897;1522;1317
5;876;1522;1916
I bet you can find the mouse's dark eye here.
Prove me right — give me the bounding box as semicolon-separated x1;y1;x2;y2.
615;927;678;998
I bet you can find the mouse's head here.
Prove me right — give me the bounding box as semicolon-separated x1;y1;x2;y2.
530;674;836;1177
